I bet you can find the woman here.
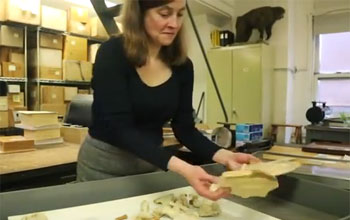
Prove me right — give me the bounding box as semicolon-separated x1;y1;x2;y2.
77;0;259;201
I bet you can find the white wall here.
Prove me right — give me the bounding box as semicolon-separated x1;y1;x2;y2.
185;2;233;123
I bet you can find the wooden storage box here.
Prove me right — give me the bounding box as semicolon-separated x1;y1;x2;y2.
0;136;35;153
40;86;64;104
61;126;88;144
63;36;87;61
41;5;67;32
5;0;41;25
24;127;61;141
18;111;58;127
0;25;23;48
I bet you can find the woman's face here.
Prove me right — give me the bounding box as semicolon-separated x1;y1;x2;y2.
144;0;186;47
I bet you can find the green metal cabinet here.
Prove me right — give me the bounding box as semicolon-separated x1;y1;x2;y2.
206;44;273;135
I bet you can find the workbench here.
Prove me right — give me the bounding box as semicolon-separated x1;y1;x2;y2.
0;164;349;220
0;137;182;192
0;142;80;192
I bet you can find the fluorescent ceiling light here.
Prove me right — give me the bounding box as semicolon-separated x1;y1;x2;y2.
64;0;118;8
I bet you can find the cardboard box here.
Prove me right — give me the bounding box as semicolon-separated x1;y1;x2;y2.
1;62;24;78
0;0;5;21
0;47;23;62
236;131;263;142
40;33;63;50
0;25;24;48
78;89;89;94
8;84;20;93
61;126;88;144
90;17;109;39
5;0;41;25
29;48;62;68
8;92;24;108
0;47;11;62
40;104;67;116
68;20;90;36
236;123;263;133
69;6;89;23
8;106;27;127
18;111;58;127
81;61;92;81
0;111;9;128
62;60;92;81
0;96;8;111
62;60;82;81
0;136;35;153
64;87;78;101
40;86;64;104
39;67;62;80
63;36;87;61
41;5;67;32
89;44;100;63
10;52;24;64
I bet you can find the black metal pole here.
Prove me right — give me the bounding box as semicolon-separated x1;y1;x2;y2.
90;0;122;35
196;91;205;117
186;3;229;123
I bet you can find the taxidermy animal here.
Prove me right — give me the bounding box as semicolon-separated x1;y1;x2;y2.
235;6;285;42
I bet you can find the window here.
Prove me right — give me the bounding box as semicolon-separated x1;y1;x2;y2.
315;32;350;117
318;32;350;74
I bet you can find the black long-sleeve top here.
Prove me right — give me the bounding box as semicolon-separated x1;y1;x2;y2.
89;36;221;170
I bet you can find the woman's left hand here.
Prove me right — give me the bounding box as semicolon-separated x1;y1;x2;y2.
212;149;261;170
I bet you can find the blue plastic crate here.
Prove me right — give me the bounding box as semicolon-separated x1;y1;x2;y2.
236;131;263;142
236;123;263;133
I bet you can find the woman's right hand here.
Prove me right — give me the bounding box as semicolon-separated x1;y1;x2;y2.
168;156;230;201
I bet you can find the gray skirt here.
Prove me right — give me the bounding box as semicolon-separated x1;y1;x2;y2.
76;134;160;182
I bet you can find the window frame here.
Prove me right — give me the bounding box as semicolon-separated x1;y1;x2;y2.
313;33;350;113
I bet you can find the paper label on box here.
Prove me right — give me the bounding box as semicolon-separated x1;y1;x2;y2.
14;33;19;38
53;39;58;44
8;65;16;72
8;85;20;93
71;41;76;46
13;95;20;103
52;94;57;99
55;71;60;76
